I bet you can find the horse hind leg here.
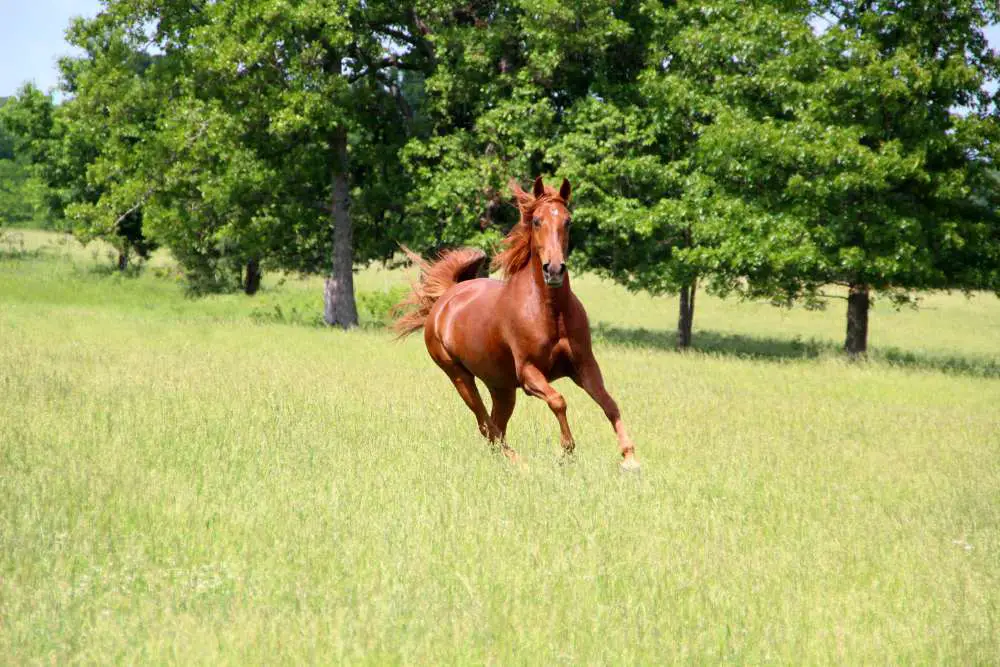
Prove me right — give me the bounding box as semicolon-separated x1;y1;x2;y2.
448;369;521;463
487;386;517;443
428;339;518;462
450;367;500;442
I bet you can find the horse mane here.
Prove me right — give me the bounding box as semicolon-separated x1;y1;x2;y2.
491;179;567;279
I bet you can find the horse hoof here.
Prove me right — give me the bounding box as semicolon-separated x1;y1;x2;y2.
503;450;528;471
619;457;641;473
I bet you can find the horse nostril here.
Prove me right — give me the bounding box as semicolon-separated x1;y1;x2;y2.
542;262;550;273
556;263;566;276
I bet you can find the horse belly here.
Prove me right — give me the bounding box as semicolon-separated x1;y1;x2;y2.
456;341;517;388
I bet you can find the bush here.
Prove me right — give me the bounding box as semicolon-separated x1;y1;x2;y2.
247;286;409;329
357;286;409;327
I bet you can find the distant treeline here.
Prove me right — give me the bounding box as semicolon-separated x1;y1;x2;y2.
2;0;999;354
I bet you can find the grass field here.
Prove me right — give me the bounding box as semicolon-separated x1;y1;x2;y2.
2;230;999;663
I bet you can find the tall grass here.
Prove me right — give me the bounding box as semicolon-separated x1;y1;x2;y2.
1;232;998;663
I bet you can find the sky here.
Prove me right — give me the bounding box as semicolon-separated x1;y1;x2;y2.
0;0;103;98
2;1;1000;98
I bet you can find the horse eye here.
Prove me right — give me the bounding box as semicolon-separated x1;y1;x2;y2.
532;218;541;228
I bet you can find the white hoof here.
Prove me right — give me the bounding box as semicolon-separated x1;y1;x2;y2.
619;456;641;473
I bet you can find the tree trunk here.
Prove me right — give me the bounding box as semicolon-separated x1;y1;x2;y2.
845;283;870;357
243;258;261;296
323;125;358;328
117;249;129;272
677;278;697;349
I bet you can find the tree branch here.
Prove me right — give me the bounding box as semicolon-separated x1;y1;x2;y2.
372;11;436;64
112;120;208;228
113;191;152;227
373;70;414;120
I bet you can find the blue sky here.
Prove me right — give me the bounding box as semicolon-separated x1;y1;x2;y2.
0;0;103;98
2;1;1000;98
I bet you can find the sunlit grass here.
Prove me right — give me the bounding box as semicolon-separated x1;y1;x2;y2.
1;231;999;662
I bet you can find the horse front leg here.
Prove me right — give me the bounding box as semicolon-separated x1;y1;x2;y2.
519;364;576;455
572;357;640;471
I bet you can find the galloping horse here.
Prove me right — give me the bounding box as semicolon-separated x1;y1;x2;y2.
394;177;639;470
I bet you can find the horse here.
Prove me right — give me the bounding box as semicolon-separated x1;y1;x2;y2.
394;176;640;471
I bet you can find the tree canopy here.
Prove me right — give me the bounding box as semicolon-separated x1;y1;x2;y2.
698;0;1000;352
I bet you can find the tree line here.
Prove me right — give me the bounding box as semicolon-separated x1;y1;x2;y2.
2;0;999;355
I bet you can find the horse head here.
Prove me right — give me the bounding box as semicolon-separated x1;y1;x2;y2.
501;176;573;288
529;176;572;287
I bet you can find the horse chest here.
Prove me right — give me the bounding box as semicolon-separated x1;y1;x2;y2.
517;324;572;374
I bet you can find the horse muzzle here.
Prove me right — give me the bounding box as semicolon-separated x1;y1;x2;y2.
542;262;566;288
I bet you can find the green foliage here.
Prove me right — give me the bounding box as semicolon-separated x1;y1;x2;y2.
39;0;440;293
356;285;411;326
0;93;61;229
0;158;47;228
403;0;642;246
699;0;1000;303
0;81;156;259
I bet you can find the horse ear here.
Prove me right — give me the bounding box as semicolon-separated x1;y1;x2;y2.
559;178;571;202
533;176;545;198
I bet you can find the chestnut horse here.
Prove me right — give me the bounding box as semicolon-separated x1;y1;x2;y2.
394;177;639;470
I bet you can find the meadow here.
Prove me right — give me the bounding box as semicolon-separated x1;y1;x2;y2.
1;229;999;663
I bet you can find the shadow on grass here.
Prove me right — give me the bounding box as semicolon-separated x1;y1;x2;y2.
592;323;1000;379
875;347;1000;379
87;262;146;279
0;248;43;261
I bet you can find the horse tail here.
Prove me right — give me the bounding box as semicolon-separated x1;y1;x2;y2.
392;245;488;338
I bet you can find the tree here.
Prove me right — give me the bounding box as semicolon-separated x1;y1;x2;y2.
554;1;820;348
697;0;1000;355
1;76;157;269
55;0;437;318
0;98;49;228
0;89;71;231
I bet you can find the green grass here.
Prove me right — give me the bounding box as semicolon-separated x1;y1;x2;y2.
2;231;999;663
